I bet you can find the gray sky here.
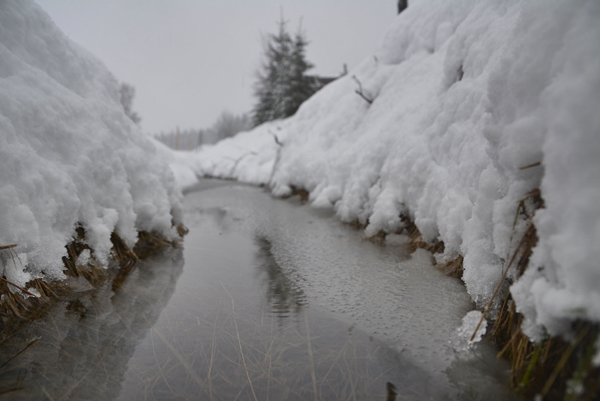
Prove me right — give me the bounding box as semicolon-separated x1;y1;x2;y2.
36;0;397;134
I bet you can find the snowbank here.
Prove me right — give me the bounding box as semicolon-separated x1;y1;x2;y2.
151;138;199;191
190;0;600;340
0;1;183;287
188;119;288;186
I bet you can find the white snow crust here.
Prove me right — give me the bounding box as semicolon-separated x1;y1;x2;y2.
0;0;183;287
457;310;488;349
183;0;600;340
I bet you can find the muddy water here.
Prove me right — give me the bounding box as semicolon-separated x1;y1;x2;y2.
0;181;518;400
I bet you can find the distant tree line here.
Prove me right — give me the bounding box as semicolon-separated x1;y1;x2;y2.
118;81;251;151
154;111;251;151
121;15;345;149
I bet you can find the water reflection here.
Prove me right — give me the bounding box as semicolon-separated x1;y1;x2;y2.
114;214;439;401
0;183;518;400
0;248;184;400
253;235;305;317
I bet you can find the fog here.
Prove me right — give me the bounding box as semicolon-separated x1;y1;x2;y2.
37;0;397;133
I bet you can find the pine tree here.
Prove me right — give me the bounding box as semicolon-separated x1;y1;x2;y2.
252;19;318;127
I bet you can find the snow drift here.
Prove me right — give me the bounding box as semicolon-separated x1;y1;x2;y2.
0;0;183;287
187;0;600;340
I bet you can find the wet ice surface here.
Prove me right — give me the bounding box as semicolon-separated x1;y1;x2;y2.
0;250;185;400
169;181;515;400
117;221;429;400
0;180;517;400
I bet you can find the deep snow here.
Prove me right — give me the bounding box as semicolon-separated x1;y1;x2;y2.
0;0;183;288
1;0;598;351
177;0;600;342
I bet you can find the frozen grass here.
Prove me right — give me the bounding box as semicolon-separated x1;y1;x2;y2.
118;284;425;401
0;223;188;341
281;186;600;400
0;248;426;400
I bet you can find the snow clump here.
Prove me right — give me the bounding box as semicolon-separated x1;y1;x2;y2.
0;0;183;288
457;310;488;350
183;0;600;341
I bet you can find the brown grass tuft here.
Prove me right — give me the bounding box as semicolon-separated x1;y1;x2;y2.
438;256;463;279
0;222;183;338
353;187;599;399
110;232;139;271
396;215;445;256
451;188;599;400
492;299;599;401
363;231;387;247
110;232;140;291
176;223;189;237
133;231;172;260
285;185;310;203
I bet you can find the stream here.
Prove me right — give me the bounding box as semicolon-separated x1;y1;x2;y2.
0;180;518;400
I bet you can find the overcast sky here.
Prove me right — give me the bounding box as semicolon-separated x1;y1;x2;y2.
36;1;397;134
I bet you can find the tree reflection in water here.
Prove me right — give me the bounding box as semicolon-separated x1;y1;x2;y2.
253;235;306;317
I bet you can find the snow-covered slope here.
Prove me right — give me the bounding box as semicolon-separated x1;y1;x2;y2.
188;0;600;340
0;1;183;287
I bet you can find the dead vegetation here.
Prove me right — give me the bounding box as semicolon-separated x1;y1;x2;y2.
117;283;420;401
0;222;188;339
283;185;310;203
283;185;599;400
394;188;599;400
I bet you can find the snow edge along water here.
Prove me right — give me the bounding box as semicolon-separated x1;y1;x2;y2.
0;0;188;337
175;0;600;398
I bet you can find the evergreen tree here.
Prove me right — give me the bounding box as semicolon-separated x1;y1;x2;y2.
252;19;318;127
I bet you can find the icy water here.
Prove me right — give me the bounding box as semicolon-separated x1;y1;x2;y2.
0;181;518;400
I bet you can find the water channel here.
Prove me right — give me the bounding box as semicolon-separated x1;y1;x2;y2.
0;180;518;400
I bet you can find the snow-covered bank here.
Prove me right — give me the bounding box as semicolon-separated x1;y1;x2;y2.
186;0;600;341
0;1;183;287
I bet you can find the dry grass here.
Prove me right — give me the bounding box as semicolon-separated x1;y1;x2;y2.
492;299;599;401
363;230;387;247
283;185;310;203
462;188;598;400
396;215;445;255
0;221;188;340
118;284;417;401
326;186;598;400
438;256;464;279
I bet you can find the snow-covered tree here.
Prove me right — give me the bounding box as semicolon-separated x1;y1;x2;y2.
252;20;318;127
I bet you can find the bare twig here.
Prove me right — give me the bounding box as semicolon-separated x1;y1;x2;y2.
152;326;206;390
0;339;38;370
0;277;35;297
304;313;319;401
272;133;283;146
519;161;542;170
470;223;534;342
229;151;257;176
540;325;590;397
220;282;259;401
352;76;373;104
